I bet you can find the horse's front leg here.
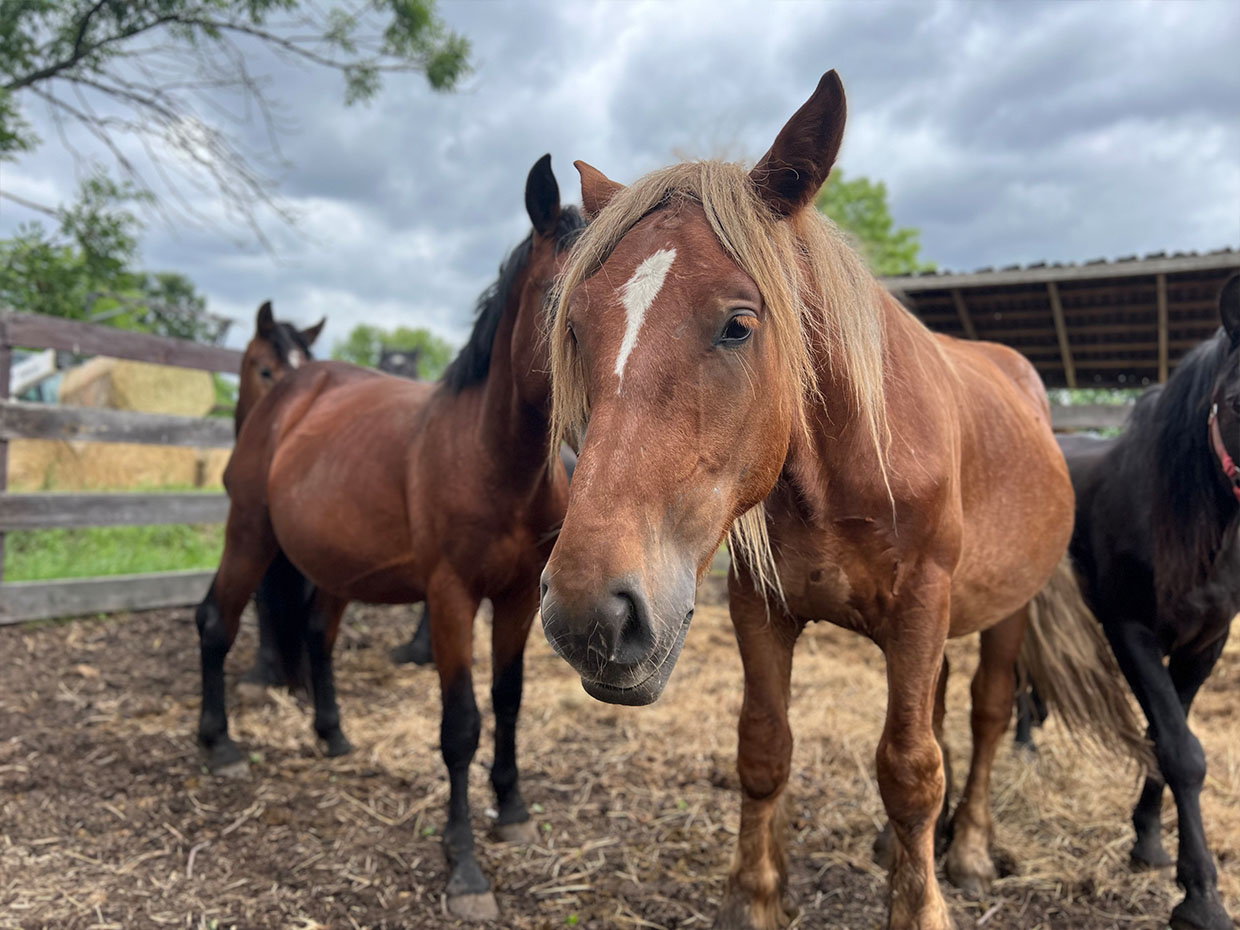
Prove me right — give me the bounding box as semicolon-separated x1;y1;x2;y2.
427;571;495;921
488;589;540;844
714;578;800;930
877;569;953;930
1105;620;1231;930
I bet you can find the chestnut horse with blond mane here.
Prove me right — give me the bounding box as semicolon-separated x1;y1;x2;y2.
539;72;1143;930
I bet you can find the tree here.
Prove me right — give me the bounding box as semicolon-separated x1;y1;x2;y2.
815;170;934;277
332;323;454;379
0;0;471;242
0;172;228;344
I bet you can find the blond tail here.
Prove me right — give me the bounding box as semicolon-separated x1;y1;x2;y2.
1018;554;1153;768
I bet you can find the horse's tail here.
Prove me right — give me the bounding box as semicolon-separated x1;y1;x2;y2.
1018;553;1152;767
255;550;314;691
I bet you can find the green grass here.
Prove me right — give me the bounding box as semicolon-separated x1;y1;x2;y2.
4;523;224;581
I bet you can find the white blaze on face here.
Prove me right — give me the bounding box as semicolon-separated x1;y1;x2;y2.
614;247;676;391
287;349;303;370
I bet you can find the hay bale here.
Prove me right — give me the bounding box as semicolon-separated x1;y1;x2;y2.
60;357;215;417
7;441;229;491
9;359;229;492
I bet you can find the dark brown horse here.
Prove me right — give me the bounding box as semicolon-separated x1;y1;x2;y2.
1025;274;1240;930
234;302;325;690
539;73;1141;930
196;155;583;919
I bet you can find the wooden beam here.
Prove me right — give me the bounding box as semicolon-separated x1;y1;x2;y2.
0;312;242;374
1046;282;1077;388
1156;273;1169;383
0;570;215;624
1050;403;1133;432
0;400;235;448
950;289;977;339
884;252;1240;292
0;492;229;531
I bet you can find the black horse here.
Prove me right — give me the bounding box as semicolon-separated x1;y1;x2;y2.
1035;273;1240;930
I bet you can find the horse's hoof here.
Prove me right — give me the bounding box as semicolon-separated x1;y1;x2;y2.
203;738;249;777
492;819;539;845
1169;893;1232;930
711;896;795;930
239;661;284;688
946;849;996;900
390;639;434;667
950;872;989;901
446;890;499;921
322;732;354;758
1129;842;1173;871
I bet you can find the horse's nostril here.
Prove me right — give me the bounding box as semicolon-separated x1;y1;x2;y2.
612;589;655;666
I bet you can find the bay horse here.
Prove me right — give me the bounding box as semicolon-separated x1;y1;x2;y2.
234;301;325;690
196;155;583;919
390;443;579;668
538;72;1143;930
1026;273;1240;930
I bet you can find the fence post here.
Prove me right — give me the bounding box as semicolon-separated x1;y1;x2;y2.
0;314;11;585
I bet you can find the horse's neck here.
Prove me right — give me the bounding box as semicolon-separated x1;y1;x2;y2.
781;291;929;526
471;306;554;478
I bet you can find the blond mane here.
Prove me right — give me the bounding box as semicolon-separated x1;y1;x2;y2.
548;160;889;603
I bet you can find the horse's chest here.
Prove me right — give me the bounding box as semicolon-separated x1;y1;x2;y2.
772;528;890;635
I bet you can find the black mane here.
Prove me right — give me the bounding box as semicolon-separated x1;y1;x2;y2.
441;206;585;393
1125;327;1239;600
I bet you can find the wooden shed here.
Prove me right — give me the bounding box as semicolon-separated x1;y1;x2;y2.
884;248;1240;389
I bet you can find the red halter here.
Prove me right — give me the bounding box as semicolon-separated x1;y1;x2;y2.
1207;402;1240;504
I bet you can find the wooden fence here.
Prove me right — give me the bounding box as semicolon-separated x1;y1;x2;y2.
0;310;1138;626
0;311;241;624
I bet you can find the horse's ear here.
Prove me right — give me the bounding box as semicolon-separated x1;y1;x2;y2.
750;70;847;216
256;301;275;337
1220;273;1240;346
575;160;625;218
301;316;326;348
525;154;561;237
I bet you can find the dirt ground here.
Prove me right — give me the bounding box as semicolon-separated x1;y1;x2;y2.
1;594;1237;930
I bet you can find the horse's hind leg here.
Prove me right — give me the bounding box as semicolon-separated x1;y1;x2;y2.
715;579;798;930
946;608;1025;898
389;602;434;666
196;512;277;775
488;590;539;844
306;590;352;757
1105;620;1231;930
427;572;496;920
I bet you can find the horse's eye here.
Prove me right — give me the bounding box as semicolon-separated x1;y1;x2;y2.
260;367;274;381
719;312;757;347
566;320;578;346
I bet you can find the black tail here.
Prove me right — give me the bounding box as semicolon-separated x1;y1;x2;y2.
255;550;314;691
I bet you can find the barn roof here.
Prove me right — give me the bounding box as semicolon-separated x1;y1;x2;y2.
883;248;1240;388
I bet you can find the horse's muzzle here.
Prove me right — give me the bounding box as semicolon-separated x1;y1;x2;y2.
540;568;696;706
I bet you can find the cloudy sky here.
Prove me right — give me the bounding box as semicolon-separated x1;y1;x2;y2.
2;0;1238;352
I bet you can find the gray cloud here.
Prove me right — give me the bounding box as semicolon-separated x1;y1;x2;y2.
1;0;1236;351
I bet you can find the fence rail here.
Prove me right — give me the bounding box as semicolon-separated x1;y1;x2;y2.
0;310;241;624
0;492;230;531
